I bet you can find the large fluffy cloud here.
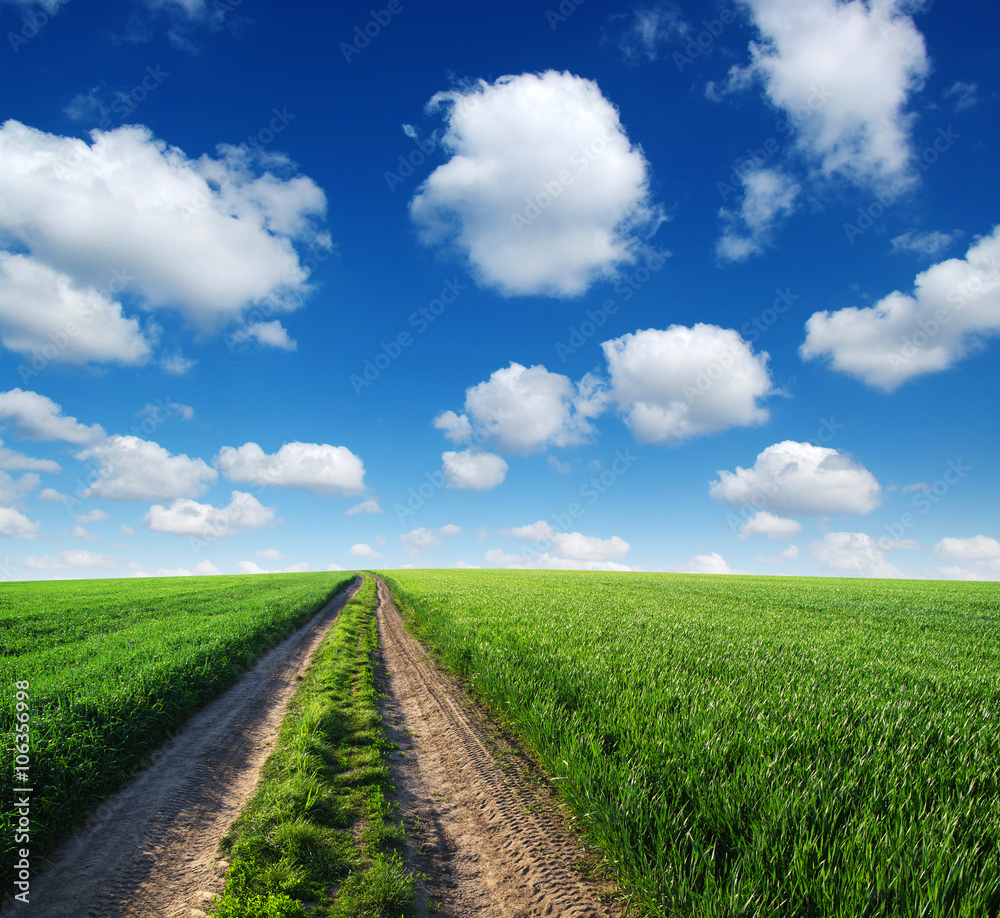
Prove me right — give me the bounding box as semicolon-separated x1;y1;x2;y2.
0;253;153;367
0;120;329;349
144;490;276;539
437;362;601;453
720;0;929;183
602;325;773;443
801;226;1000;390
77;435;217;501
216;442;366;496
710;440;881;516
441;450;508;491
0;389;106;444
410;70;662;297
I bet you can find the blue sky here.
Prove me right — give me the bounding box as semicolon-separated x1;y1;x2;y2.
0;0;997;580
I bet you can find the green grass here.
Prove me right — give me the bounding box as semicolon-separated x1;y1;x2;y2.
212;574;414;918
0;570;355;888
381;569;1000;918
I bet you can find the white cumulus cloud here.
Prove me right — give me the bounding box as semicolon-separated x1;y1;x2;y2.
0;388;105;444
718;0;929;183
502;519;630;564
0;438;61;473
710;440;881;516
144;490;276;539
433;410;473;443
811;531;902;578
227;320;297;351
933;535;1000;581
0;252;153;368
216;441;366;496
440;362;601;454
345;498;382;516
736;510;803;541
686;552;748;575
442;450;508;491
410;70;662;297
801;226;1000;391
0;120;329;342
0;505;41;540
602;324;773;443
78;435;217;501
349;543;383;559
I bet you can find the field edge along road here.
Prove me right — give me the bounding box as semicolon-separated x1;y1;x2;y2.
375;575;621;918
6;576;361;918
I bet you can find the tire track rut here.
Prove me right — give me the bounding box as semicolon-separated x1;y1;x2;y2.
7;576;361;918
376;578;620;918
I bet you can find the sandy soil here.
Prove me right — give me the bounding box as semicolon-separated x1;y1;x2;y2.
6;576;360;918
376;577;621;918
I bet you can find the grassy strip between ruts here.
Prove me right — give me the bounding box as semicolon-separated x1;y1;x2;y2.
212;574;415;918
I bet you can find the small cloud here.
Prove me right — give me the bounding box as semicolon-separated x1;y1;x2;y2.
345;498;382;516
943;81;978;112
228;320;297;351
755;545;799;564
548;455;573;474
433;410;473;443
685;552;748;575
70;524;99;542
610;3;689;63
890;231;958;257
238;560;271;574
138;401;195;422
74;509;109;524
485;548;524;566
22;549;117;571
255;548;283;560
349;543;383;559
716;168;800;263
160;350;197;375
736;511;802;541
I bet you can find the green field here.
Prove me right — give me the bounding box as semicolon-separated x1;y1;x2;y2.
0;570;354;887
382;570;1000;917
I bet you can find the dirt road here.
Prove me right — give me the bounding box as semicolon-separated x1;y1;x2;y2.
376;578;619;918
8;576;360;918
